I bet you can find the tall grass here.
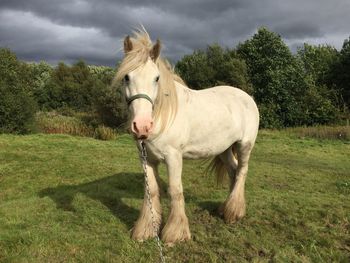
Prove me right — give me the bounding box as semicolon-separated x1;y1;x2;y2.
35;111;117;140
286;125;350;140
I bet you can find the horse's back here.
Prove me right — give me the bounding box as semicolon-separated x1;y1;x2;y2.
209;85;259;140
175;85;259;155
192;85;259;133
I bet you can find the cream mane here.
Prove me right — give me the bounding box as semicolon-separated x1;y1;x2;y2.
115;30;186;132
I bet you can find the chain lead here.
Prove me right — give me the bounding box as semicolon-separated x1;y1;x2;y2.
139;140;165;263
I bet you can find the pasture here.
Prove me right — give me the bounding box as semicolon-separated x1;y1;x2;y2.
0;131;349;262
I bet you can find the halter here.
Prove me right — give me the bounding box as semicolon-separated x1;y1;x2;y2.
127;94;154;107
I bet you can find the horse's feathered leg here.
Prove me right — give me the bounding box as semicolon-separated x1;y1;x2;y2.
216;144;239;216
223;141;252;224
132;161;162;241
161;149;191;245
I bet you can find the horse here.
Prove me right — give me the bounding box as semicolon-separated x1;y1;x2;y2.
115;30;259;245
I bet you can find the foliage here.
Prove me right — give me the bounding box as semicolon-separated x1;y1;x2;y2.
94;82;129;130
327;36;350;110
27;61;53;107
297;43;338;86
40;61;105;111
237;27;340;127
0;132;349;262
0;48;37;134
297;44;341;124
87;66;129;129
175;50;214;89
2;30;350;133
176;44;252;93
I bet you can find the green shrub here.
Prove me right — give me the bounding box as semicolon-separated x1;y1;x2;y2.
0;48;37;134
94;82;129;130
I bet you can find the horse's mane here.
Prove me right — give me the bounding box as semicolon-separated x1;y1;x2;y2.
115;29;187;133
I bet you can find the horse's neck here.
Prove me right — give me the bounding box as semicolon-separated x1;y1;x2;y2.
174;81;191;101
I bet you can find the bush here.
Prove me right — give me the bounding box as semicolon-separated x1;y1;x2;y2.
0;48;37;134
94;82;129;130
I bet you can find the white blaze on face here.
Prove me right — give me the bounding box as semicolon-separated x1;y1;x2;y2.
127;59;160;139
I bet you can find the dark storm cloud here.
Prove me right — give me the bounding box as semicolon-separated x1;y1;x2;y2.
0;0;349;66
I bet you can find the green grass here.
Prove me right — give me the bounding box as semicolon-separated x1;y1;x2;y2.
0;131;349;262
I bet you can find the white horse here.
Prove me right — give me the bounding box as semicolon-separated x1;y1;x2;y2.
115;30;259;245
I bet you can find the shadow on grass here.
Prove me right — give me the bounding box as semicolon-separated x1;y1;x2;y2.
38;173;156;229
198;200;222;218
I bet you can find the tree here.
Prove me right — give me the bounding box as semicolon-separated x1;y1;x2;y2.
175;44;251;92
175;50;215;89
42;61;106;111
0;48;37;133
94;81;129;129
297;44;340;124
27;61;53;108
297;43;338;86
237;27;328;127
328;37;350;111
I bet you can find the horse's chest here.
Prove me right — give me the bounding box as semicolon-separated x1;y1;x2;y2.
145;142;167;161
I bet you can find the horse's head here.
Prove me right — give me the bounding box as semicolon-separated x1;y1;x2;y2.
120;35;162;139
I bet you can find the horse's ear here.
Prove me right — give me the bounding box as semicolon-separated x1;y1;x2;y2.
123;35;133;53
150;39;161;61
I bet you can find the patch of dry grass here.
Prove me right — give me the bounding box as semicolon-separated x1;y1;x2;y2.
35;111;117;140
286;125;350;140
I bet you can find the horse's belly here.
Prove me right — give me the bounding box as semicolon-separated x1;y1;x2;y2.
182;130;237;159
181;106;241;159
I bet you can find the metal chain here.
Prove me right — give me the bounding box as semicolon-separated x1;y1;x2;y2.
139;140;165;263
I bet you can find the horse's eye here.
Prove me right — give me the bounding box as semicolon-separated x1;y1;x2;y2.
155;76;160;82
124;74;130;82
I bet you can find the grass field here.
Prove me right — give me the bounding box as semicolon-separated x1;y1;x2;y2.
0;131;349;262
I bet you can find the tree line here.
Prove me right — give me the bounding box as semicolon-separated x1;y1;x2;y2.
177;28;349;128
0;27;349;134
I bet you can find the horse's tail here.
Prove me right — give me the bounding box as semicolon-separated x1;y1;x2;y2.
207;155;227;185
207;145;238;184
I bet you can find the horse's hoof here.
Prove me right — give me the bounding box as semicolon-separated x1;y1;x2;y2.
223;198;246;224
161;213;191;245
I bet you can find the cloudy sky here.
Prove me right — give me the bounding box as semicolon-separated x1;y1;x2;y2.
0;0;349;66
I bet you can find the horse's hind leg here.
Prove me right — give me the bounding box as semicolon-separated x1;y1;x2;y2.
219;143;239;191
223;141;253;223
217;144;238;216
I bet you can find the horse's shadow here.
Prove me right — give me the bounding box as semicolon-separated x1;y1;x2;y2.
38;173;167;229
198;200;223;218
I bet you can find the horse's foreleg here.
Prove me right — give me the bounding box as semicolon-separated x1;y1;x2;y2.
132;161;162;241
223;141;252;224
161;151;191;245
